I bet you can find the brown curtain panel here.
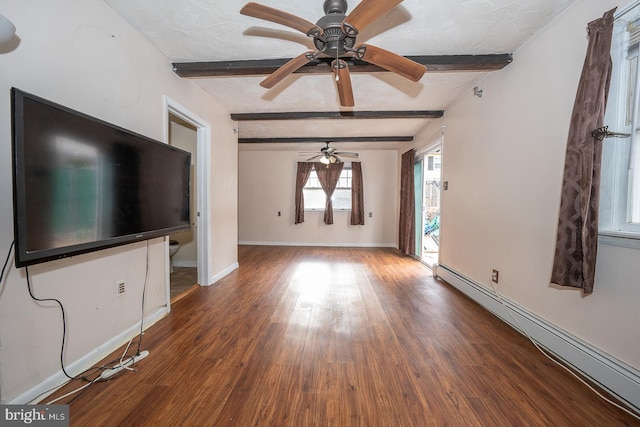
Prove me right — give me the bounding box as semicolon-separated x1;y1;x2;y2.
350;162;365;225
314;162;344;224
551;8;616;294
399;150;415;255
294;162;314;224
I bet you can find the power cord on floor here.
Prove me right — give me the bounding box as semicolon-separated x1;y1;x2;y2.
487;277;640;421
45;378;99;405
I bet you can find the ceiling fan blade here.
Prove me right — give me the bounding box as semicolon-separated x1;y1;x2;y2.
343;0;403;34
240;2;324;37
332;60;355;107
260;51;314;88
335;152;359;158
306;155;322;162
357;44;426;82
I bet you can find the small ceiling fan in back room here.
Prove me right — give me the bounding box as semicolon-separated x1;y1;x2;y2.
240;0;427;107
301;142;359;164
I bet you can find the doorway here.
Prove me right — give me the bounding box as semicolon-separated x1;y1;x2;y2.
415;143;441;268
168;114;198;301
165;96;211;309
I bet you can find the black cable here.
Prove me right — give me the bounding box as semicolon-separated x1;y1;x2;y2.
25;266;74;380
0;241;15;283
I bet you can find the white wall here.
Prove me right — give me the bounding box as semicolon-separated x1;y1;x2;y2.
239;150;398;247
415;0;639;370
0;0;237;403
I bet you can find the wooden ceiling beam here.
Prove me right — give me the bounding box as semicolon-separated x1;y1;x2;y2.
173;54;513;77
238;136;414;144
231;110;444;121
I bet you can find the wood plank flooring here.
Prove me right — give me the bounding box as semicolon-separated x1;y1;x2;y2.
51;246;639;426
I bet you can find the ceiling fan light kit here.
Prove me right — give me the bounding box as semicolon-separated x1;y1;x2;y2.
240;0;427;107
0;13;16;45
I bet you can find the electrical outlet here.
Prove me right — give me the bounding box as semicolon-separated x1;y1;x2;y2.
491;269;499;284
116;280;125;296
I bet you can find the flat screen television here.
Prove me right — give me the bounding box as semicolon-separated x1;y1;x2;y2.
11;88;191;267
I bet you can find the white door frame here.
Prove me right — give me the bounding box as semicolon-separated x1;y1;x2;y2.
164;96;212;309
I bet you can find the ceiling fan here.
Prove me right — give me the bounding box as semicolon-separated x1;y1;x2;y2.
302;142;359;164
240;0;427;107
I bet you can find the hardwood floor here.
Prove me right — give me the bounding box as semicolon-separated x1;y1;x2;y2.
52;246;639;426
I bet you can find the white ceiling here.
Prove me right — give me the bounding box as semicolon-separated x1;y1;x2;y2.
104;0;576;151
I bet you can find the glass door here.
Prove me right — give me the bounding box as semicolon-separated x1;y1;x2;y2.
420;147;441;267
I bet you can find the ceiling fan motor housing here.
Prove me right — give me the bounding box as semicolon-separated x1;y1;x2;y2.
315;0;356;57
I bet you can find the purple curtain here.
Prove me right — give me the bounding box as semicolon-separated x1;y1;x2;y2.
351;162;365;225
399;150;415;255
313;162;344;224
294;162;314;224
551;8;616;294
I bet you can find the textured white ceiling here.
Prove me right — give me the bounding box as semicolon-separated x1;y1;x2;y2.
104;0;577;149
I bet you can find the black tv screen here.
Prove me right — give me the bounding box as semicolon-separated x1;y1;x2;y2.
11;88;191;267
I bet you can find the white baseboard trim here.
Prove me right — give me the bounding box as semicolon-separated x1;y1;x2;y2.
238;241;397;248
207;262;239;286
437;264;640;413
13;306;170;405
172;260;197;268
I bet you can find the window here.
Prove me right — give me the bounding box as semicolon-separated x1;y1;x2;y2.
427;154;441;171
601;3;640;236
303;167;352;211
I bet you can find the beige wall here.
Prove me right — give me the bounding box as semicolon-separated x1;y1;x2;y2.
0;0;237;403
414;0;639;370
239;150;398;247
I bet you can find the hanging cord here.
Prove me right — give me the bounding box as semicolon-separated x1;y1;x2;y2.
135;240;150;355
488;278;640;421
0;241;15;283
25;266;74;380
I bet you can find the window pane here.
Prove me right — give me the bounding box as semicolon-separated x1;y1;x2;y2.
302;167;352;210
303;189;327;210
333;189;352;210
